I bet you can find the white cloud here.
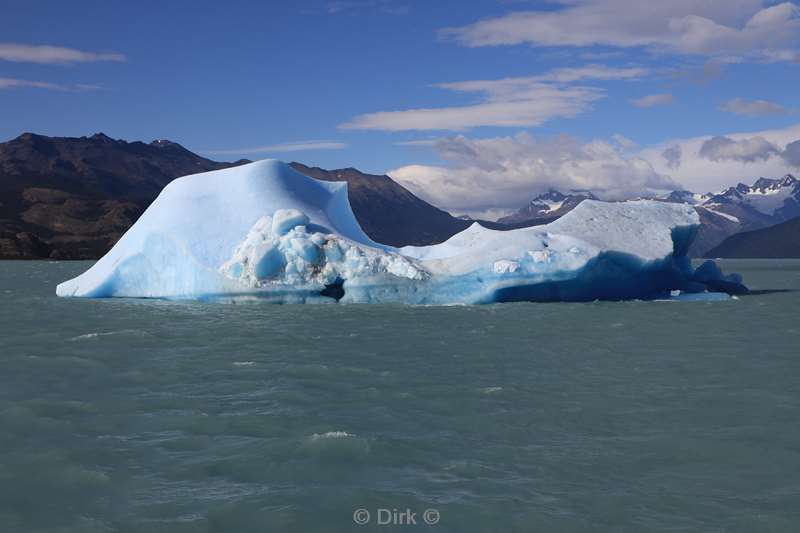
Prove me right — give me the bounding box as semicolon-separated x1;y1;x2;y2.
394;139;440;146
720;97;789;116
432;65;646;95
637;123;800;193
698;135;781;162
631;93;674;108
0;78;62;90
783;140;800;167
388;133;678;214
442;1;800;61
204;140;348;155
341;65;645;131
342;86;602;131
0;78;101;91
662;144;683;169
388;124;800;215
612;133;637;149
0;43;125;64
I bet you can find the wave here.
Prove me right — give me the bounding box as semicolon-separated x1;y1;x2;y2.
309;431;354;441
68;329;151;341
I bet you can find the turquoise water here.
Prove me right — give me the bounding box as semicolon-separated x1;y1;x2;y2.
1;260;799;533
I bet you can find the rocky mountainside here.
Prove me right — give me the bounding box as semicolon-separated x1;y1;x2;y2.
498;190;597;226
699;175;800;222
705;216;800;258
502;175;800;256
0;132;483;259
0;133;248;259
666;175;799;256
288;163;473;246
5;131;796;260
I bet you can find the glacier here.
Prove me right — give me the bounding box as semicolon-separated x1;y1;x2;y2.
56;159;746;304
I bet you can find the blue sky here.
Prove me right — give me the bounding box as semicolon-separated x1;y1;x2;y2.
2;0;800;216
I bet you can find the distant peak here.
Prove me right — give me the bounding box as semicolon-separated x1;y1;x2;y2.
752;177;775;189
90;132;114;142
14;132;45;142
150;139;182;148
531;190;567;202
530;189;596;203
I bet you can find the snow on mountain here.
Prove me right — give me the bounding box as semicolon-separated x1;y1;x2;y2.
663;190;712;206
702;175;800;219
503;174;799;257
56;160;745;303
697;206;739;224
680;175;800;255
508;175;798;227
497;190;597;226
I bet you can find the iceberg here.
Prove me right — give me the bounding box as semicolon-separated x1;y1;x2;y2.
56;160;746;303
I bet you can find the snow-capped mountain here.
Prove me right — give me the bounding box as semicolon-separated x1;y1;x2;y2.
663;190;712;205
502;175;799;256
668;175;800;256
696;175;800;223
498;190;597;225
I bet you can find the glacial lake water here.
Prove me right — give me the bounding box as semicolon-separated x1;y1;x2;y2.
1;259;799;533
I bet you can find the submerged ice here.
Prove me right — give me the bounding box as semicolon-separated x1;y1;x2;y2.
56;159;746;303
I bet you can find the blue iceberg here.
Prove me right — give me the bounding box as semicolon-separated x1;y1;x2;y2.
56;160;746;303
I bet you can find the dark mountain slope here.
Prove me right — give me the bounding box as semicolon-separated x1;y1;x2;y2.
0;133;248;259
704;217;800;258
689;208;743;258
0;132;484;258
498;190;596;226
289;162;473;246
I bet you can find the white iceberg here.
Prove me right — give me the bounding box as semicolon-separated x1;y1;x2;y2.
56;160;745;303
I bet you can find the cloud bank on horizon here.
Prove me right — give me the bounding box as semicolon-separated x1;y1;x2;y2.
388;124;800;217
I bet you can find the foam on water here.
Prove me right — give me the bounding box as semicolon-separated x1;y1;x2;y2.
309;431;356;440
68;329;151;341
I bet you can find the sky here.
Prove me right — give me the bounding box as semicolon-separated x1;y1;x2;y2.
2;0;800;217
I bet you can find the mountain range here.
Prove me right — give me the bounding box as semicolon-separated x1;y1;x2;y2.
0;133;248;259
501;175;800;257
497;190;597;226
1;132;798;260
0;133;484;259
287;163;475;246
